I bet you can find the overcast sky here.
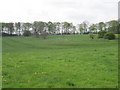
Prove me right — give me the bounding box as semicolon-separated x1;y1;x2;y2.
0;0;119;25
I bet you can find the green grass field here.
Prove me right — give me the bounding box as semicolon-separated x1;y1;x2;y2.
2;35;118;88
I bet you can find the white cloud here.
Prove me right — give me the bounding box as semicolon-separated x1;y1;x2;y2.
0;0;118;25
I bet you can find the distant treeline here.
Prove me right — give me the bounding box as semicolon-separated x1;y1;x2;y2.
0;20;120;37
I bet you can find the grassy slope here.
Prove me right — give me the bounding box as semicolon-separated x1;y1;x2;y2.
0;37;2;89
2;35;118;88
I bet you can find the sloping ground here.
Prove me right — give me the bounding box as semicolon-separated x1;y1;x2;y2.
0;37;2;89
2;35;118;88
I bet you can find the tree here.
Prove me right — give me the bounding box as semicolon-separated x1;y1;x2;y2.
72;26;76;34
3;23;14;35
104;32;116;40
1;20;118;36
107;20;118;33
7;23;14;35
33;21;45;37
38;21;45;33
118;21;120;34
69;23;74;34
23;30;31;36
98;30;107;38
89;24;97;33
63;22;72;34
79;24;84;34
15;22;21;35
1;22;6;33
98;22;105;31
82;21;89;33
47;21;56;34
15;22;18;34
23;22;32;31
54;22;61;34
32;21;39;37
89;33;95;39
61;23;64;35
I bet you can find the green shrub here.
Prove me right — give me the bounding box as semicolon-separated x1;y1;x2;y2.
23;30;31;36
89;33;95;39
104;32;116;40
98;30;107;38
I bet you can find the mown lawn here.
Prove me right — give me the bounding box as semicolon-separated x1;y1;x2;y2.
2;35;118;88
